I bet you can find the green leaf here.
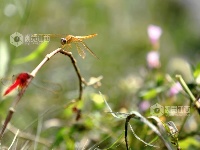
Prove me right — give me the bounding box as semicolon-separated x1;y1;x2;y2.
193;63;200;78
179;137;200;149
51;128;67;148
0;40;9;77
13;42;48;65
139;86;166;100
140;89;157;99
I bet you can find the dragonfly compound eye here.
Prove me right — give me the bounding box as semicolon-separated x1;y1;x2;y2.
60;38;67;45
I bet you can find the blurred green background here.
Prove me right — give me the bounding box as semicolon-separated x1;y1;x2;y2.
0;0;200;149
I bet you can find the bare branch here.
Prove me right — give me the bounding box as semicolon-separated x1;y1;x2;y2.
0;48;88;140
59;50;85;100
0;44;101;142
0;48;62;140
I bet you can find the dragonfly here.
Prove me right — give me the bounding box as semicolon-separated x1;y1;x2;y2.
2;73;30;96
1;72;62;97
31;33;98;59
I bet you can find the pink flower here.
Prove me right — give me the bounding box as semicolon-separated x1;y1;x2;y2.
169;82;182;96
139;101;150;112
146;51;160;69
147;25;162;46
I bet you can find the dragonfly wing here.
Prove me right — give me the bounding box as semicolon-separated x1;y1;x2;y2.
76;43;86;59
1;78;10;86
81;41;99;59
32;80;62;97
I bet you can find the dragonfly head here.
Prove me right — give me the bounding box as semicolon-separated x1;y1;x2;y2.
60;38;67;45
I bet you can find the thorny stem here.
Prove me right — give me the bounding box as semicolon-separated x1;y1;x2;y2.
0;48;88;141
176;75;200;114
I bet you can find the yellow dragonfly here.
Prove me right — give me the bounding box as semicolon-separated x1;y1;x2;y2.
31;33;98;59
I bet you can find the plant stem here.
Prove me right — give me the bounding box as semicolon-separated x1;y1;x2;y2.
176;75;200;114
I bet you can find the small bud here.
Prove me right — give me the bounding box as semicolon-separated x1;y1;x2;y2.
169;82;182;96
146;51;160;69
